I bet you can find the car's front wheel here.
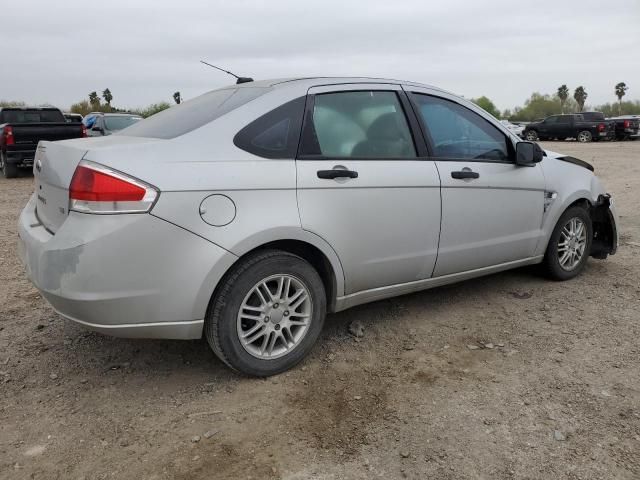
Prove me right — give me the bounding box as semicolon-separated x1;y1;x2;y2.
205;250;326;376
543;206;592;280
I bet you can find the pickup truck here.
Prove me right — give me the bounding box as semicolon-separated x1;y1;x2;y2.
523;113;614;143
0;107;87;178
606;115;640;140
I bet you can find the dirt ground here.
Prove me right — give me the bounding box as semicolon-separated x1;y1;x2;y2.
1;141;639;480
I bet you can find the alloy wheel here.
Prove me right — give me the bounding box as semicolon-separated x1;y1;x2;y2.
557;217;587;271
577;131;592;143
236;274;313;359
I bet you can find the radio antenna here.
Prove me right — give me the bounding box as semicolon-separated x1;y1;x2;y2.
200;60;253;84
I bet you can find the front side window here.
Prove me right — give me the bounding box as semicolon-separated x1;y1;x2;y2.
300;91;416;158
411;94;510;161
104;115;142;131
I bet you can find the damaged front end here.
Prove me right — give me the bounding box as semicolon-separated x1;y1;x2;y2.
590;194;618;259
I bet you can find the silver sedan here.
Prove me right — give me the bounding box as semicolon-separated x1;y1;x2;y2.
18;77;618;376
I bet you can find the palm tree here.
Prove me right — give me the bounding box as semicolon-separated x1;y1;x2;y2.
102;88;113;108
173;91;182;104
614;82;628;114
557;85;569;113
573;86;588;112
88;91;100;109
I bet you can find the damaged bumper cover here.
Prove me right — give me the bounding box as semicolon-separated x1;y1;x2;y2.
590;194;618;258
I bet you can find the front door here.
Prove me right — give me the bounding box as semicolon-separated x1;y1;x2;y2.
296;84;441;294
407;90;546;277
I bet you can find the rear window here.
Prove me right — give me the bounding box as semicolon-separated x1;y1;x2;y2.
1;109;64;123
118;87;270;139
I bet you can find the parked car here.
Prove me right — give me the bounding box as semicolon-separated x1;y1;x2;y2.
0;107;87;178
64;113;83;123
500;119;524;138
523;113;614;142
606;115;640;140
580;112;616;140
86;113;142;136
18;78;618;376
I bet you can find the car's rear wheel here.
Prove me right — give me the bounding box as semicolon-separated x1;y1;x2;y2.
205;250;326;376
0;152;19;179
577;130;593;143
525;131;538;141
543;206;592;281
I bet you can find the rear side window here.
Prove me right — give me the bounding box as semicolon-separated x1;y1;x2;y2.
233;96;306;159
119;87;269;139
411;94;509;161
300;91;416;159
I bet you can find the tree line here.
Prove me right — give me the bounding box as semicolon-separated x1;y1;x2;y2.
65;89;183;118
2;82;636;122
472;82;634;122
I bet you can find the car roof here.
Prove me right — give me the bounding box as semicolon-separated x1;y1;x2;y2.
235;77;450;94
0;106;61;111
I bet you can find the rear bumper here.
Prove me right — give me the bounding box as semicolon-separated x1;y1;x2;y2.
17;194;237;339
5;148;36;166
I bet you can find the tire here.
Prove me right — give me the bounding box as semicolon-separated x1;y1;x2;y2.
525;130;538;141
576;130;593;143
204;249;326;377
543;206;592;281
0;152;19;179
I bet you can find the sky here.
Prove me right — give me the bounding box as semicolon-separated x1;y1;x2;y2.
2;0;639;112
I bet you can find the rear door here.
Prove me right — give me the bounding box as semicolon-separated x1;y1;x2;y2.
406;88;546;277
555;115;573;138
538;115;559;138
296;84;441;294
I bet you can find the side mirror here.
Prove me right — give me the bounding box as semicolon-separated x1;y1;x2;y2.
515;141;544;166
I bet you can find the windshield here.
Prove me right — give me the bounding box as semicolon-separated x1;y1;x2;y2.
119;87;270;139
104;115;142;131
1;109;64;123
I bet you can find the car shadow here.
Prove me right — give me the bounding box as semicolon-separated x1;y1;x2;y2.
54;264;549;386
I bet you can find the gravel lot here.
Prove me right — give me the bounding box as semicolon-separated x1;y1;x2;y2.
1;141;639;480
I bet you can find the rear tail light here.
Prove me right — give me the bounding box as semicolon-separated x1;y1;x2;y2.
69;161;158;214
623;120;630;128
81;124;88;137
598;123;605;132
2;126;14;146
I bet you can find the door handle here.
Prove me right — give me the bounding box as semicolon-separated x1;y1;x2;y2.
317;169;359;179
451;170;479;180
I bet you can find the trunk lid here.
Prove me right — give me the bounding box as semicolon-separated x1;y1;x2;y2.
33;136;163;233
34;141;88;233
